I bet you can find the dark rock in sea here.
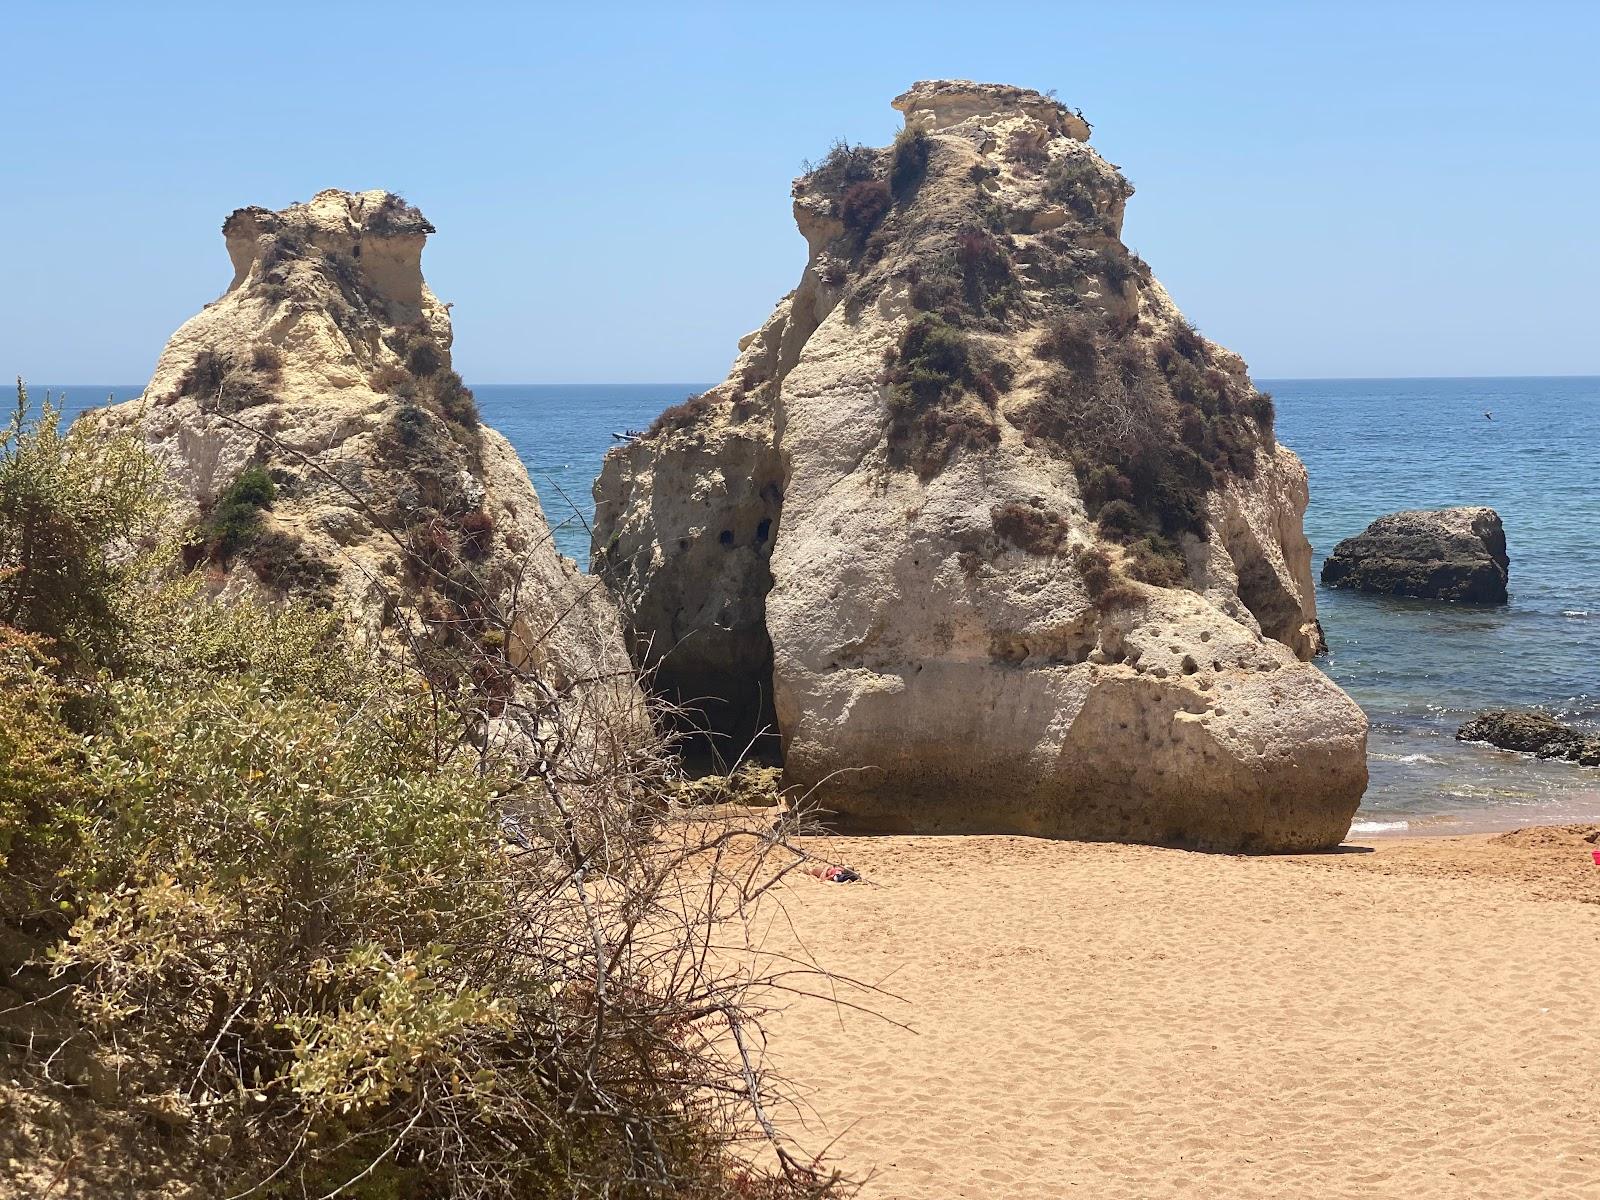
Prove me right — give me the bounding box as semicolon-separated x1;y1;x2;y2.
1321;507;1508;603
1457;711;1600;766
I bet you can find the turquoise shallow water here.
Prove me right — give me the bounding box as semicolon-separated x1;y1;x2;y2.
45;377;1600;832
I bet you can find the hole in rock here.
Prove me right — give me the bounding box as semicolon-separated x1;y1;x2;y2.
641;455;786;770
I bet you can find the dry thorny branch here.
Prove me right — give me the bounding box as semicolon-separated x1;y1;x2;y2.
187;402;889;1196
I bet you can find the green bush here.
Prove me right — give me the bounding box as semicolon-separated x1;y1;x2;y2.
178;349;276;412
906;229;1021;328
1005;128;1048;171
199;464;276;559
1073;545;1113;596
0;623;91;922
427;368;481;431
405;338;445;377
1123;535;1189;586
0;387;852;1199
648;391;716;436
888;313;1012;407
458;509;495;560
250;343;285;378
1094;498;1144;539
0;383;169;673
1072;545;1146;611
1096;247;1135;292
1044;154;1119;221
953;228;1021;319
1036;312;1102;376
884;314;1013;478
366;192;434;237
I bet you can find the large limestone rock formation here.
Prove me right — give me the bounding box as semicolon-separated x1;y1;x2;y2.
95;189;639;737
595;82;1367;850
1322;507;1509;603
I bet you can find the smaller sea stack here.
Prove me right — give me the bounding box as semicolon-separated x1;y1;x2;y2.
90;189;645;745
1322;507;1508;603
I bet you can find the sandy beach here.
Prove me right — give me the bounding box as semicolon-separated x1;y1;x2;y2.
749;827;1600;1198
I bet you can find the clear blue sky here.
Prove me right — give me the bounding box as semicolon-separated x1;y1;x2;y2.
4;1;1597;383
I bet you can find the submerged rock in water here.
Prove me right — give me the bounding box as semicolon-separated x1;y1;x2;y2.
1458;711;1600;766
1322;507;1509;603
595;79;1367;852
92;189;644;744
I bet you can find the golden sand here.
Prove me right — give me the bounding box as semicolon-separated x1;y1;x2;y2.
750;827;1600;1198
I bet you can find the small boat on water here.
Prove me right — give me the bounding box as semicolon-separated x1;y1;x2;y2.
611;428;647;441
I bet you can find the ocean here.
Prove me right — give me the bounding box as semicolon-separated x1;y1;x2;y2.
41;376;1600;834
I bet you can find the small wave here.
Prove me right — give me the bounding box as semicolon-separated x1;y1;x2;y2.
1350;819;1411;834
1375;752;1445;765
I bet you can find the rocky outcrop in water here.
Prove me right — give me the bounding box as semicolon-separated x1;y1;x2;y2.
1322;507;1508;603
94;190;641;738
1458;711;1600;766
595;81;1367;851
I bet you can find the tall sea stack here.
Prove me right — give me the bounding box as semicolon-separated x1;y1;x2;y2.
94;189;642;741
595;81;1367;851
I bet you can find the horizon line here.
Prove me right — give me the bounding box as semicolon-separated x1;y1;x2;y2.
23;372;1600;390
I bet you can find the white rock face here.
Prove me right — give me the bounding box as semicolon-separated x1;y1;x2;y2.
95;189;642;744
597;82;1367;850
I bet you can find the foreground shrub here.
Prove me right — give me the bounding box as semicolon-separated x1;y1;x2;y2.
0;622;88;921
0;383;854;1199
0;383;168;674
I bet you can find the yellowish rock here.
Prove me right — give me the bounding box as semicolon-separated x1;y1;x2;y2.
595;82;1366;851
93;190;644;747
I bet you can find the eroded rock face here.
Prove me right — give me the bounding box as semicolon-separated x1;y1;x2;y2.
1322;507;1509;603
1458;712;1600;766
95;189;641;739
596;81;1367;849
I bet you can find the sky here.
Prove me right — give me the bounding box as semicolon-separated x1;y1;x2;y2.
3;1;1597;384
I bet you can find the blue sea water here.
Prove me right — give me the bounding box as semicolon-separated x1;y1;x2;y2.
41;376;1600;833
1269;376;1600;833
